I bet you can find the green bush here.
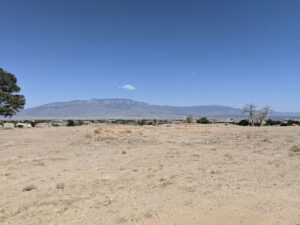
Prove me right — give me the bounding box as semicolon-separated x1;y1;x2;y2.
287;120;300;126
137;120;146;126
238;119;249;126
67;120;75;126
197;117;210;124
158;120;170;125
265;119;281;126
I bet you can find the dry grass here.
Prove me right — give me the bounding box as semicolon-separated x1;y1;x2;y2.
56;183;65;190
288;145;300;156
22;185;37;192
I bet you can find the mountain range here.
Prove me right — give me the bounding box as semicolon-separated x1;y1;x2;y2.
15;99;300;120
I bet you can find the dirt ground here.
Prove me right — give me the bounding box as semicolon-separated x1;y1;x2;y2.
0;124;299;225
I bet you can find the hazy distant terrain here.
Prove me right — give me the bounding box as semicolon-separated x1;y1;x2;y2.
16;99;300;119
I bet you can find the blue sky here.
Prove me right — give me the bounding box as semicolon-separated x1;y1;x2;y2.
1;0;299;111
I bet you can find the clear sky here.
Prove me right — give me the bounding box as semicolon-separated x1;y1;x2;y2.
1;0;299;111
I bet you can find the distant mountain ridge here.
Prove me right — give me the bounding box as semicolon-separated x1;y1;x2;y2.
15;98;300;119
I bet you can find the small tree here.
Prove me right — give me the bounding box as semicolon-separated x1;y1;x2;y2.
242;104;256;126
0;68;26;117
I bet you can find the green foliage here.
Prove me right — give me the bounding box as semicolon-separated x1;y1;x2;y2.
67;120;75;126
265;119;281;126
111;119;136;125
67;120;86;126
186;115;193;123
0;68;26;117
287;120;299;126
278;120;300;126
238;119;249;126
197;117;210;124
137;120;146;126
156;120;170;125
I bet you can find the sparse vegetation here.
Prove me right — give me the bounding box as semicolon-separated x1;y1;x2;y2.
94;128;102;134
287;120;300;126
288;145;300;157
56;182;65;189
186;115;193;123
2;121;300;224
111;119;135;125
137;120;146;126
22;184;37;192
124;128;132;133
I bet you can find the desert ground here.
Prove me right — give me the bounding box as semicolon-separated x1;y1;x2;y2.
0;123;299;225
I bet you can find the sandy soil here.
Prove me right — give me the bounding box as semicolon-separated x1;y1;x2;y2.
0;124;299;225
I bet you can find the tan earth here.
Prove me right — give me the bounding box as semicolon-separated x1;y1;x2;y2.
0;124;300;225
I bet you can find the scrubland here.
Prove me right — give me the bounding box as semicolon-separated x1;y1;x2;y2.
0;124;299;225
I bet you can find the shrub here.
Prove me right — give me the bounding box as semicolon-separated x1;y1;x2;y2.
186;115;193;123
137;120;146;126
158;120;170;125
22;184;37;192
265;119;281;126
67;120;75;126
238;119;249;126
197;117;210;124
56;183;65;190
287;120;300;126
279;120;300;126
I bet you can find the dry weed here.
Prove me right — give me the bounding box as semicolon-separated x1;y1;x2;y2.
288;145;300;157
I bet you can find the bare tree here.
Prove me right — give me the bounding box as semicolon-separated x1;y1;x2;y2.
243;104;256;126
256;106;272;126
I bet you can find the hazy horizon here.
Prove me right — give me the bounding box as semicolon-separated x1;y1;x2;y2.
22;98;300;114
1;0;299;112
